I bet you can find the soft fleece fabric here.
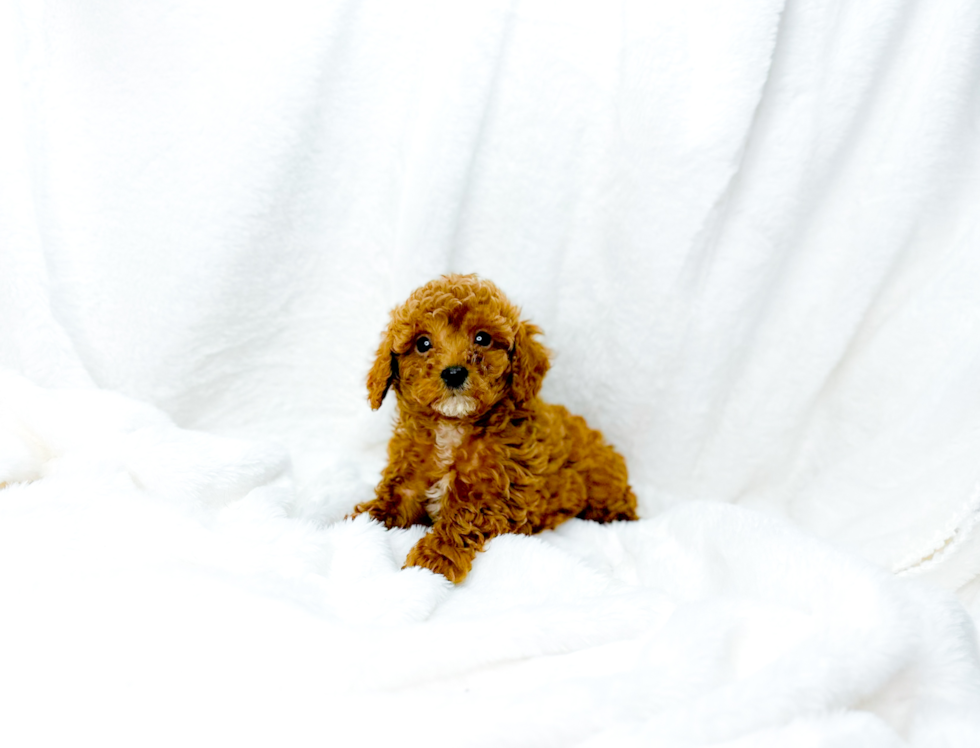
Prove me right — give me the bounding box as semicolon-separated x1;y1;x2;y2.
1;370;979;747
2;0;980;745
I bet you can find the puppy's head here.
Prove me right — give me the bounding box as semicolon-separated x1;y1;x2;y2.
367;275;549;418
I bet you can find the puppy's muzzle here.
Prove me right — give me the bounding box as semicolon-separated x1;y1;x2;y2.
441;366;468;390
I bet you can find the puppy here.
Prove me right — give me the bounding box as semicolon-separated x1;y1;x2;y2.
351;274;638;582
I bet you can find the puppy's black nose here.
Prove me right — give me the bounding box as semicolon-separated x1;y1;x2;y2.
441;366;469;390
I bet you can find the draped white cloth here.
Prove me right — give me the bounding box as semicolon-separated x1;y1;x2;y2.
2;1;980;744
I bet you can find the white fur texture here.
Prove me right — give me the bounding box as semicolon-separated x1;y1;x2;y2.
432;395;478;419
425;472;455;519
0;370;978;747
424;422;466;518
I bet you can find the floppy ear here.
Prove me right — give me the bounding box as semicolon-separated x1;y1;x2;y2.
509;321;550;403
367;332;398;410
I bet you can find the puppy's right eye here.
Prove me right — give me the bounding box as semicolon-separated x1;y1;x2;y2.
415;336;432;353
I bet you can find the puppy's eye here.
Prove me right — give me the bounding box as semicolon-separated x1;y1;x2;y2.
474;331;491;347
415;336;432;353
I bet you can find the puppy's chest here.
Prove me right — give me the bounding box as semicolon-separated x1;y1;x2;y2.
423;422;468;519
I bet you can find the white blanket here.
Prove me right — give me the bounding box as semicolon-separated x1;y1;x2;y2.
2;0;980;743
1;370;978;747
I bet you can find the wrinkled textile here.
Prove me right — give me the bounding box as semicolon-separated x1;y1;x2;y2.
2;0;980;744
1;371;978;747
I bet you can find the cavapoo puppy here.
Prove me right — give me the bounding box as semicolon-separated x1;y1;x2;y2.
350;274;637;582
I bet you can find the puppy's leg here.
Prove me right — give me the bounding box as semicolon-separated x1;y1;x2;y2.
349;432;428;527
577;446;639;522
403;524;482;583
350;471;427;528
403;488;519;583
577;487;638;522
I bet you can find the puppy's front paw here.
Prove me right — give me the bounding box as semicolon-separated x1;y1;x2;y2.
404;536;472;584
347;499;395;527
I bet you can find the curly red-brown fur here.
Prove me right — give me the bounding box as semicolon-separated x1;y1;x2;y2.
351;274;638;582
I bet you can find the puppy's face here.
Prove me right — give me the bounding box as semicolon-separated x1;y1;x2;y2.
398;312;513;418
367;275;549;419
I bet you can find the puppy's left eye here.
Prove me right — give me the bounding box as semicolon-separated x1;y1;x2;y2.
474;331;492;347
